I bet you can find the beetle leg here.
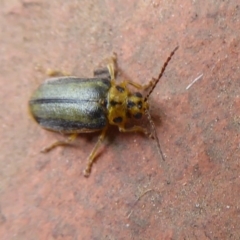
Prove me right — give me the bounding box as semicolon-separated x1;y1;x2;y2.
94;53;117;81
46;69;70;77
124;78;157;90
118;126;154;139
41;133;78;153
35;65;70;77
83;127;108;177
93;67;112;79
107;53;117;81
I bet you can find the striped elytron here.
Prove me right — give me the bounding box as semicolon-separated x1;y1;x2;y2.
29;48;178;177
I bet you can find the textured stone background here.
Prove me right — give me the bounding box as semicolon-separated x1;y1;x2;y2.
0;0;239;239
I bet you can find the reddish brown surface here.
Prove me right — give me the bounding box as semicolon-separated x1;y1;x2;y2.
0;0;240;239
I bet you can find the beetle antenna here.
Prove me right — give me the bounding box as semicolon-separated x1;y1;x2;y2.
145;109;165;161
144;46;179;101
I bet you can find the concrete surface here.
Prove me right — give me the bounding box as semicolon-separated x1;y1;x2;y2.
0;0;239;239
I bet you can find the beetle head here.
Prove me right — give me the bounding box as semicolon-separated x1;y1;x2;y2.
126;92;149;120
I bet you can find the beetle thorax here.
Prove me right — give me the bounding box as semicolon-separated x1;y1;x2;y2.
107;83;148;127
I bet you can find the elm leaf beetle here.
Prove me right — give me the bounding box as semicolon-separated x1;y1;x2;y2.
29;47;178;177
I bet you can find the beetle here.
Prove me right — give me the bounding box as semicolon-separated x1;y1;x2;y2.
29;47;178;177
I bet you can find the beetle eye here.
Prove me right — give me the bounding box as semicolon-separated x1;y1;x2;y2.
133;112;142;119
133;92;142;98
137;101;142;109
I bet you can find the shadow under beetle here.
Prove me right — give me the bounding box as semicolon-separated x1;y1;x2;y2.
29;47;178;177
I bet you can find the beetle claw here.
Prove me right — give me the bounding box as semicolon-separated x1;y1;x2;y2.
41;147;51;153
83;169;90;178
